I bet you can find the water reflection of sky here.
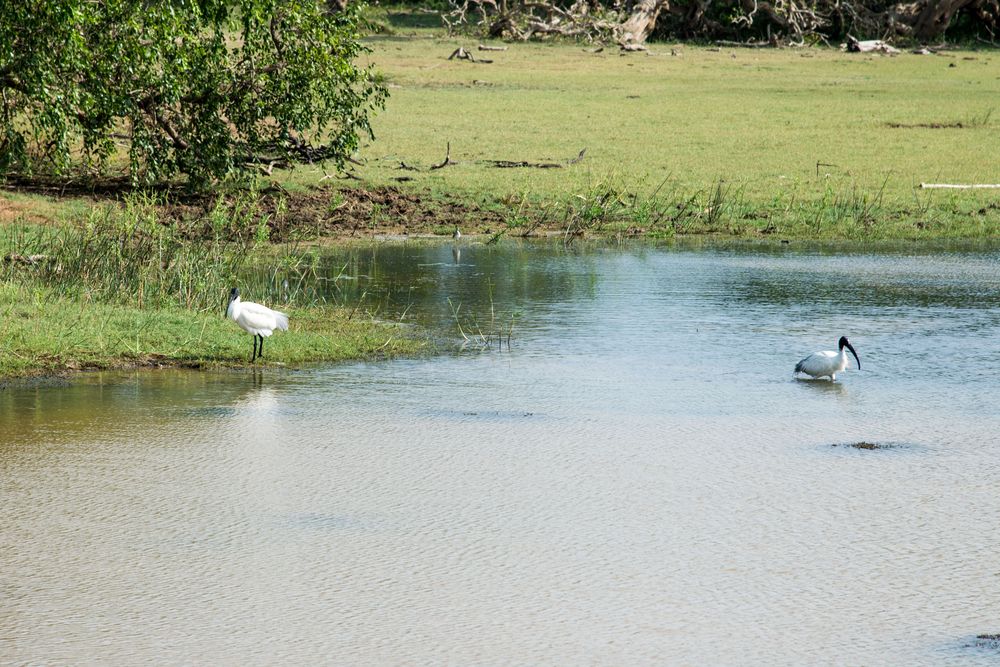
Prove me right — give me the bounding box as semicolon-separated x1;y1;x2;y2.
3;241;1000;665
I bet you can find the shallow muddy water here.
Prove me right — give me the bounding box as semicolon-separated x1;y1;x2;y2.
3;240;1000;665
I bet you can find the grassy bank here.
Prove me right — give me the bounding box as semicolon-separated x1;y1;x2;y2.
330;24;1000;239
0;203;427;381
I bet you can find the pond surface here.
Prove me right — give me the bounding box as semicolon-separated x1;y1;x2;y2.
3;240;1000;665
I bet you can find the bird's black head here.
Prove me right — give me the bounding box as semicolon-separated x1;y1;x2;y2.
839;336;861;370
225;287;239;317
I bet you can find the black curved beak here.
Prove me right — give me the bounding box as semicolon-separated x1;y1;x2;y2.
846;341;861;370
225;288;238;317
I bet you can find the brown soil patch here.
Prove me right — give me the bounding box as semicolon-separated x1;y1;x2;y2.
160;186;507;241
3;180;508;240
0;196;50;224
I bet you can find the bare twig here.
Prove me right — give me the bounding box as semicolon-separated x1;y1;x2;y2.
430;142;458;170
448;47;493;63
485;148;586;169
920;183;1000;189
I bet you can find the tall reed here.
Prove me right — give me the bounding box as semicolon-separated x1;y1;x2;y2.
0;196;325;312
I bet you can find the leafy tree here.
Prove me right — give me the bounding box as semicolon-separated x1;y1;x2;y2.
0;0;387;187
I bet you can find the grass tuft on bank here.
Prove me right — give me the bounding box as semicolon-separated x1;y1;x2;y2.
0;201;428;380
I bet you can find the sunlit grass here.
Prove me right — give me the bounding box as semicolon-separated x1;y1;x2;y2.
0;282;424;380
0;201;428;379
2;26;999;239
287;28;1000;238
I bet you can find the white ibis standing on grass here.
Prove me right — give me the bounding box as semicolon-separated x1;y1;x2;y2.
226;288;289;362
794;336;861;381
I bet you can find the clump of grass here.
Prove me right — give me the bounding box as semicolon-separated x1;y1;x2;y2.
447;279;519;351
561;176;680;239
0;195;327;312
809;176;889;236
0;282;424;379
0;198;427;378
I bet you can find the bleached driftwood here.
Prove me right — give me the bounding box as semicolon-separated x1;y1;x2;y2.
447;47;493;63
845;37;900;54
920;183;1000;189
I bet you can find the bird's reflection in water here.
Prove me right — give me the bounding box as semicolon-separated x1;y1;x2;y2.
231;371;279;413
794;377;847;394
452;246;461;264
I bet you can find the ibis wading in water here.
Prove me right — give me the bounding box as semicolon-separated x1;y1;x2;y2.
226;288;289;362
794;336;861;381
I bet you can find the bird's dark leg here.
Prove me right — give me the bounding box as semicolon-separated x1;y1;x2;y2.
258;334;265;359
251;335;258;362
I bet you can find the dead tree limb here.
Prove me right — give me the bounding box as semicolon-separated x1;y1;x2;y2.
920;183;1000;189
448;47;493;62
485;148;587;168
445;0;999;51
618;0;670;44
846;36;901;53
430;142;458;170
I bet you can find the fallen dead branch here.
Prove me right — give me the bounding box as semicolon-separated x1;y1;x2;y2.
888;121;965;129
430;142;459;170
920;183;1000;189
485;148;587;169
443;0;1000;49
448;47;493;63
845;36;900;54
3;253;49;266
815;161;838;175
477;44;508;51
488;159;563;169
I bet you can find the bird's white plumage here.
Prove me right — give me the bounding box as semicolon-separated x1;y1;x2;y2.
227;297;288;337
795;349;850;379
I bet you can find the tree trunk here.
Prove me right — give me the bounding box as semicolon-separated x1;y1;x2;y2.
618;0;670;44
910;0;976;39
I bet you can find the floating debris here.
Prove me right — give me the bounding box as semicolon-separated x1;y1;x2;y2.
973;634;1000;649
831;441;900;450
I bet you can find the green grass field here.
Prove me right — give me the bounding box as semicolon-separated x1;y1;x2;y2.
313;22;1000;238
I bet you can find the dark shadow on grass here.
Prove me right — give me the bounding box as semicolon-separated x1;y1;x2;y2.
385;10;445;29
